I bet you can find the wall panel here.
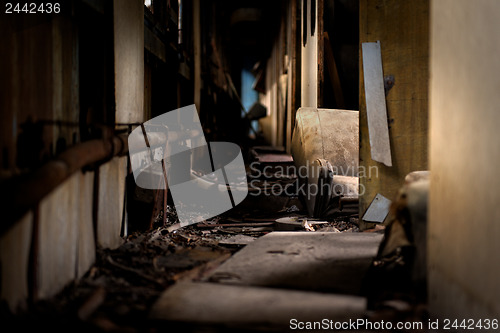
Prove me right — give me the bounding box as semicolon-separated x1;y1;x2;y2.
429;0;500;319
359;0;429;229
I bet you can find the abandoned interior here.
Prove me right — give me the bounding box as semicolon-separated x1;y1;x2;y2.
1;0;499;331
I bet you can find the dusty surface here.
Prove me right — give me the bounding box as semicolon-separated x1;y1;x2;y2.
205;232;383;294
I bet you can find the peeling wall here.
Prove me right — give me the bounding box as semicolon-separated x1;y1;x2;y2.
429;0;500;319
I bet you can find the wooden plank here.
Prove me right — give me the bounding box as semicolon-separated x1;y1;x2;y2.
359;0;429;230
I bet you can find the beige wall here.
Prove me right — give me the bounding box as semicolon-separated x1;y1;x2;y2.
429;0;500;319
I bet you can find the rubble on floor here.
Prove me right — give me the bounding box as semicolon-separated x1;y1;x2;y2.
3;161;429;332
4;199;363;332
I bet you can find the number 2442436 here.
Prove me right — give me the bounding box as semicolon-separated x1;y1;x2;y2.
5;3;61;14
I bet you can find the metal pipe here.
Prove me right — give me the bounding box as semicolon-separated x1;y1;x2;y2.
0;134;128;236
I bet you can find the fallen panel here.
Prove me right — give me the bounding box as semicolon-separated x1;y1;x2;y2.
362;193;392;223
150;281;366;330
362;41;392;166
205;232;383;295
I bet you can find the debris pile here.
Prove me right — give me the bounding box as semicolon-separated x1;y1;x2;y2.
6;198;362;331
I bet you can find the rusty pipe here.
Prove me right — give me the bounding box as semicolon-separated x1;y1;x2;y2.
0;134;128;236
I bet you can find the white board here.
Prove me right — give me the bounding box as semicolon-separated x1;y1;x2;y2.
362;41;392;167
